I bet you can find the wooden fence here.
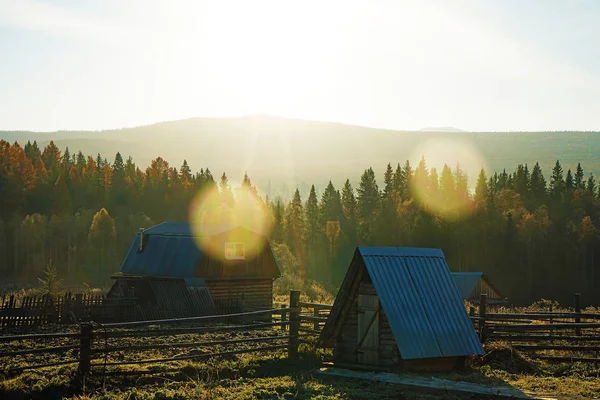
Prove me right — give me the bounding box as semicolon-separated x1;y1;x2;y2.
0;290;333;384
0;293;139;328
4;289;598;387
474;293;600;362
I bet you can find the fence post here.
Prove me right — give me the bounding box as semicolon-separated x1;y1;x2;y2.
78;322;92;380
280;303;287;331
574;293;581;336
313;306;320;331
549;303;553;337
288;290;300;360
478;294;487;341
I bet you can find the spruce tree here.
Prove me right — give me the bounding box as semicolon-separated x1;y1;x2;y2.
357;167;380;242
219;172;235;207
383;163;394;199
514;164;530;198
530;162;547;207
286;189;305;272
549;160;565;199
401;160;412;200
565;169;574;194
393;163;404;196
320;181;342;222
575;163;585;190
587;173;596;196
271;198;285;243
474;168;488;207
304;185;322;279
76;151;86;170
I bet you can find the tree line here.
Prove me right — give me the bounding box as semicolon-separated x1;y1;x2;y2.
1;139;599;304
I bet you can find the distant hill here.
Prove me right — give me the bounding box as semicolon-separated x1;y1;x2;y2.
2;115;599;199
419;127;466;132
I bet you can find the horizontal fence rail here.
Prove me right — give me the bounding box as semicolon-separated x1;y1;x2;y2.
475;293;600;362
0;290;337;383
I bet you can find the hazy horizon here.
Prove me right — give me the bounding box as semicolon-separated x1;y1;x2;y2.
1;0;599;132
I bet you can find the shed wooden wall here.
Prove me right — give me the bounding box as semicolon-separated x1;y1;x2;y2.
472;278;503;300
198;242;279;279
333;273;400;367
205;278;273;311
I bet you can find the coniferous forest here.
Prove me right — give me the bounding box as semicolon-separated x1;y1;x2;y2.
1;139;599;305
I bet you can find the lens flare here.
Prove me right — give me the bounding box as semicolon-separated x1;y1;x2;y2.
188;185;272;260
408;136;488;221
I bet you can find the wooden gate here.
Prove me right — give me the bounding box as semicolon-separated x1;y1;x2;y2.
357;294;379;365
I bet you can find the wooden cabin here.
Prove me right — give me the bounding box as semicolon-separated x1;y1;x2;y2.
110;223;280;316
319;247;483;372
451;272;507;305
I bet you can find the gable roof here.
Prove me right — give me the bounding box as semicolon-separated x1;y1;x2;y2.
451;272;484;299
119;233;202;278
320;246;483;360
144;222;237;237
118;223;279;279
450;272;507;304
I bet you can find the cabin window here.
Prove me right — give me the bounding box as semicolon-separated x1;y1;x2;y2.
225;242;246;260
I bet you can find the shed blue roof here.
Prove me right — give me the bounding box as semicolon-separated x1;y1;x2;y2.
118;233;203;278
451;272;484;299
320;246;483;360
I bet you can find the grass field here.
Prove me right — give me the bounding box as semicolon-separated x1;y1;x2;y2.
1;322;600;400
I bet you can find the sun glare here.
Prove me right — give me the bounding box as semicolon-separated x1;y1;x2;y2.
409;137;488;220
188;184;272;260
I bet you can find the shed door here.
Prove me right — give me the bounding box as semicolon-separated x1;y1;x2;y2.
357;294;379;365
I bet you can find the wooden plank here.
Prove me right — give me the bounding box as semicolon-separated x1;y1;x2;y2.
357;294;379;365
489;334;600;342
515;344;600;351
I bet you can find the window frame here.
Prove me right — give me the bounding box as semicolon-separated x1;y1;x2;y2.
225;242;246;260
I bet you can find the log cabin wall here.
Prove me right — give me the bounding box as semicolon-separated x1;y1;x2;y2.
205;278;273;311
333;269;401;367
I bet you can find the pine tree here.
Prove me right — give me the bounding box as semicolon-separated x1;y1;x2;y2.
41;141;61;180
393;163;405;196
304;185;322;279
411;157;428;203
357;167;380;243
401;160;412;201
383;163;394;199
87;208;116;283
180;160;192;184
439;164;455;205
530;162;547;207
587;173;596;196
514;164;530;198
565;169;574;194
320;181;342;222
575;163;585;190
474;168;488;207
76;151;86;170
285;189;305;273
37;260;62;299
62;147;71;171
219;172;235;208
53;175;72;215
270;198;285;243
341;179;358;229
549;160;565;199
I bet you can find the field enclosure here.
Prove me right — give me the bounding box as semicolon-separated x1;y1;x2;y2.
473;293;600;363
0;290;330;382
2;291;600;398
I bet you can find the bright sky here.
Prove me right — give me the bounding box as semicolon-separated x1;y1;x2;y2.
0;0;599;132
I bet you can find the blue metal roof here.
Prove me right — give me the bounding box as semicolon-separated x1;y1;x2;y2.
118;233;203;278
358;246;483;360
451;272;484;299
144;222;193;236
144;222;238;237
